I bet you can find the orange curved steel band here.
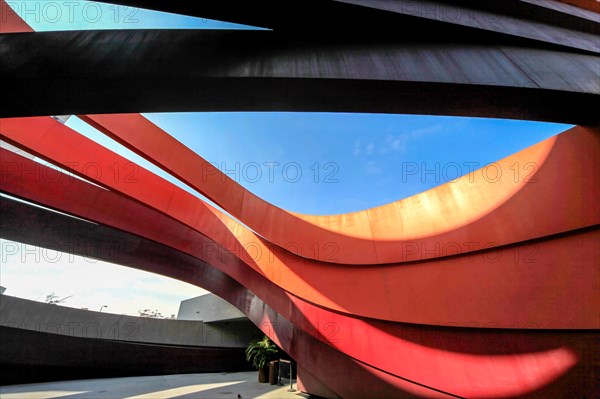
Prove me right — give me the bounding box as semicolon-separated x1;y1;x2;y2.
2;149;597;398
1;3;598;397
80;113;599;264
1;117;598;329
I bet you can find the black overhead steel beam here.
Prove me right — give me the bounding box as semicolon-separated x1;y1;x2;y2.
1;30;598;124
338;0;599;53
94;0;600;33
429;0;599;33
95;0;599;53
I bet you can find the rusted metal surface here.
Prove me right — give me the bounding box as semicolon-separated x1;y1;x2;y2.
2;196;598;398
1;2;598;397
1;29;598;123
2;119;599;329
81;114;600;265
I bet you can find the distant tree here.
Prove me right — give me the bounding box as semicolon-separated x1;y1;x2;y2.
44;293;72;305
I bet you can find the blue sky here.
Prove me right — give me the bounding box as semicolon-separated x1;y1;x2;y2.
5;0;262;31
1;1;572;316
142;113;569;215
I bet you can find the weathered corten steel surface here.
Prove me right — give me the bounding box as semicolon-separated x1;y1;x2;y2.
0;117;600;328
2;196;598;398
92;0;599;45
1;1;598;398
81;114;600;264
1;0;599;123
552;0;600;13
338;0;600;53
1;29;598;123
0;197;459;398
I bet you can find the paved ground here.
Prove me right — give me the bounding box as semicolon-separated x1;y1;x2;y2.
0;372;308;399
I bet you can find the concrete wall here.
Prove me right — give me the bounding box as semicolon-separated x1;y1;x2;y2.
0;295;261;348
178;293;246;322
0;325;253;386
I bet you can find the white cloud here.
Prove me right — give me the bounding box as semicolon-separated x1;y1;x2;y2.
409;123;443;139
391;138;403;150
379;123;443;154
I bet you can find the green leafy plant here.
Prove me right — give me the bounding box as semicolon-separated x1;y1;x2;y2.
245;335;278;370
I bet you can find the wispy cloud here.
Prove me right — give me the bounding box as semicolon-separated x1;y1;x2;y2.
410;123;443;138
381;123;443;155
353;123;443;175
366;142;375;155
353;140;361;157
391;138;403;150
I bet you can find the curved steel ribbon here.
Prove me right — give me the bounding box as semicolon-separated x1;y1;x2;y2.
1;159;596;398
1;3;598;397
1;118;598;329
81;113;599;264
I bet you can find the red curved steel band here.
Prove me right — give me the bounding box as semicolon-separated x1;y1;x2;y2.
1;117;599;328
0;197;460;399
79;113;599;265
0;1;34;33
1;153;596;397
2;6;598;398
3;0;599;267
2;146;598;333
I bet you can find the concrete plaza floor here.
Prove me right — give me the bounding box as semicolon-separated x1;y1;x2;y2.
0;372;308;399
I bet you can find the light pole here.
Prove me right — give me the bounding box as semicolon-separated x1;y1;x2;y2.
99;305;107;312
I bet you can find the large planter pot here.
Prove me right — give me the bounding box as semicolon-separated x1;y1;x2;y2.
258;366;269;383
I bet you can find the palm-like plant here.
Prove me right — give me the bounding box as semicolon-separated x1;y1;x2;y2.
245;335;278;370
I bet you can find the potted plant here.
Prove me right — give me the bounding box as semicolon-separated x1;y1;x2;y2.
245;335;278;383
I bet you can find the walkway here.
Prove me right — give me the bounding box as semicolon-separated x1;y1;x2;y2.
0;372;306;399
